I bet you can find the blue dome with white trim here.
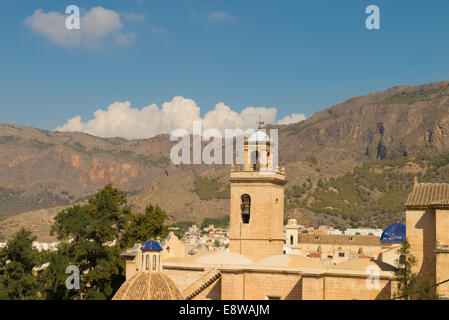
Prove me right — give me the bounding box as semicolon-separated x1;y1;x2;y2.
380;223;406;243
140;240;163;251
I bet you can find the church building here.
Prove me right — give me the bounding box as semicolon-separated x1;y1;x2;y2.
113;130;449;300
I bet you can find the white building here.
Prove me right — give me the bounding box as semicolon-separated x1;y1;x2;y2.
344;228;383;237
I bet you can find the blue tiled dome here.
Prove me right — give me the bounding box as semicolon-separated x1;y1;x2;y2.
380;223;406;243
140;240;163;251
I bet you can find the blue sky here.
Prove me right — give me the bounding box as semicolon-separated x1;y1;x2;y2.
1;0;448;136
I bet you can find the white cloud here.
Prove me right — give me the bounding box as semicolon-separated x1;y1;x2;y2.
207;11;233;23
277;113;307;125
55;97;306;139
115;32;136;46
25;9;80;46
25;7;138;48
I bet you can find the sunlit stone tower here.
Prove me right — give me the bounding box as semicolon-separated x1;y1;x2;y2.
229;130;287;261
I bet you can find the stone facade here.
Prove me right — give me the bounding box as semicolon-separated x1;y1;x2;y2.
229;135;287;261
160;263;396;300
405;182;449;298
117;132;449;300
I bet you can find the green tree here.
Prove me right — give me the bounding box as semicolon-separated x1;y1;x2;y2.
121;204;169;249
49;185;132;300
393;240;417;300
0;228;41;300
393;240;439;300
39;249;75;300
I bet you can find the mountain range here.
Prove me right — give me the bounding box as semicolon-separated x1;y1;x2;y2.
1;80;449;241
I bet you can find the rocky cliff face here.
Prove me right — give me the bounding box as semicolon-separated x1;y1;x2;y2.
279;81;449;165
1;81;449;235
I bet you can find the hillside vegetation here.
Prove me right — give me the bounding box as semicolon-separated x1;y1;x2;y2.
285;151;449;229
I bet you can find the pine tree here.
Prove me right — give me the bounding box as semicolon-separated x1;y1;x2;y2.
121;204;169;249
0;228;41;300
49;184;132;300
393;240;439;300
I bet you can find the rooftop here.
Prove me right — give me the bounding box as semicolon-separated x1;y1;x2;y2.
112;271;183;300
406;182;449;207
141;240;163;251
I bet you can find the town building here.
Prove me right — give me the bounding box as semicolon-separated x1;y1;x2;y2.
405;179;449;299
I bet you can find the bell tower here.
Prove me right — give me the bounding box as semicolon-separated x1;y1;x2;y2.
229;130;287;261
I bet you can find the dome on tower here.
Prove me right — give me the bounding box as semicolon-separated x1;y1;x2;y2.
380;222;406;243
141;240;163;251
112;271;183;300
248;130;271;143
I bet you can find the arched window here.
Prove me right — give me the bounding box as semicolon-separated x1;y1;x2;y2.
241;194;251;224
145;255;150;270
152;255;157;270
251;151;260;171
290;235;294;245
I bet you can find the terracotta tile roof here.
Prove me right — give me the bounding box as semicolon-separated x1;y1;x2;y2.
112;271;183;300
405;183;449;207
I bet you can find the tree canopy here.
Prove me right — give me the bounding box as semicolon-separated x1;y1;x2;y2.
43;184;169;300
393;240;439;300
0;228;41;300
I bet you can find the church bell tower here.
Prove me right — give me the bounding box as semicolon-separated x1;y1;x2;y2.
229;130;287;261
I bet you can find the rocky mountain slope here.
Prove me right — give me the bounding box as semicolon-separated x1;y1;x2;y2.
1;80;449;240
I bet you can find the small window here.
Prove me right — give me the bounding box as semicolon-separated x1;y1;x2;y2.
349;237;353;241
241;194;251;224
339;252;345;257
315;235;320;240
327;255;333;259
290;235;294;245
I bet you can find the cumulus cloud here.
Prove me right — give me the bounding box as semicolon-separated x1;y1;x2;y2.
277;113;307;125
207;11;233;23
25;7;138;48
55;97;306;139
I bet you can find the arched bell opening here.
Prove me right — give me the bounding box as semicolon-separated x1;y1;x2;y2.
241;194;251;224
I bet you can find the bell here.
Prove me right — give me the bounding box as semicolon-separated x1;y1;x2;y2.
241;204;250;216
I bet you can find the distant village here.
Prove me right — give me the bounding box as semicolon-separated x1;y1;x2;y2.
0;221;383;255
162;219;387;266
